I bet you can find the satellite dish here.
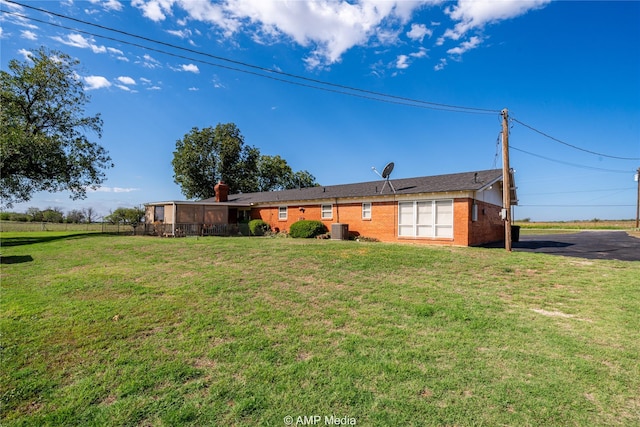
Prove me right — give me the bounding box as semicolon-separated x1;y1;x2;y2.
381;162;395;179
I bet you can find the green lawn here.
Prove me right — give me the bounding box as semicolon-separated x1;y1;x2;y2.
1;233;639;426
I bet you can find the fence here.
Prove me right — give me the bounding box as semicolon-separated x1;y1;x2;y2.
145;223;243;237
0;221;134;233
1;221;251;237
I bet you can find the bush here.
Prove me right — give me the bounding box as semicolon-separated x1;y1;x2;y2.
289;220;327;238
248;219;270;236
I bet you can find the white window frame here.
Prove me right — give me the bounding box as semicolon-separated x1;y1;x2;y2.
398;199;453;239
362;202;372;220
321;204;333;219
278;206;288;220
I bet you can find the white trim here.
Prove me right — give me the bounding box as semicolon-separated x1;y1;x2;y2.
398;199;453;239
278;206;288;220
362;202;372;220
321;204;333;219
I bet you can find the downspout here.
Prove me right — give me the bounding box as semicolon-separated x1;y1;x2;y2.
335;198;339;223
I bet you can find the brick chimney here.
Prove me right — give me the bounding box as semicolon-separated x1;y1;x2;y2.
214;181;229;202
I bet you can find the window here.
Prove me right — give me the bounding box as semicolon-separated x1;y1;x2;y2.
278;206;288;220
321;204;333;219
435;200;453;238
362;202;372;220
154;206;164;222
398;200;453;238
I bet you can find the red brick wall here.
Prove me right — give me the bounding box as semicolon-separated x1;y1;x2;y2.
250;197;504;246
467;199;505;246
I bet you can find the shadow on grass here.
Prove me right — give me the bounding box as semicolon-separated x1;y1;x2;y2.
1;255;34;264
480;240;574;250
0;232;110;247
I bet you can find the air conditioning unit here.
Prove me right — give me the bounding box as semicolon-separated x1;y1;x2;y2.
331;223;349;240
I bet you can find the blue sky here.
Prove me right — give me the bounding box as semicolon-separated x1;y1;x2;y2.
1;0;639;221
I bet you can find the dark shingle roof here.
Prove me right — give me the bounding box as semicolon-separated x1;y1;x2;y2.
202;169;504;205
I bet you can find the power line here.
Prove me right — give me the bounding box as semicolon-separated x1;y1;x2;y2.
519;204;635;208
511;116;640;161
520;187;635;196
511;145;631;174
4;1;499;115
6;0;638;163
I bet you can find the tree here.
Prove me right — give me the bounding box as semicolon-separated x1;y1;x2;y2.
288;170;318;190
105;207;145;232
172;123;259;199
257;155;318;191
41;207;64;223
172;123;318;199
66;209;86;223
0;47;113;208
83;207;97;223
26;207;43;222
257;155;293;191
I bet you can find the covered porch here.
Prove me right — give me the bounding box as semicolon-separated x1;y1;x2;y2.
144;201;251;237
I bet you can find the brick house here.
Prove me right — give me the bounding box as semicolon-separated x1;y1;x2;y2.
144;169;516;246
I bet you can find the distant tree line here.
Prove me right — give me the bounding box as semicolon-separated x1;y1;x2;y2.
1;206;145;234
2;207;94;223
1;206;99;223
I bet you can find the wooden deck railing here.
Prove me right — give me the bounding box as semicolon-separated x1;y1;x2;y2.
144;223;244;237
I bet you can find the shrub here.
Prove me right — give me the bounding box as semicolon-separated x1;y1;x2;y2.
248;219;270;236
289;220;327;238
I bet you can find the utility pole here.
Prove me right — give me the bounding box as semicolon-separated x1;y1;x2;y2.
501;108;512;251
636;167;640;229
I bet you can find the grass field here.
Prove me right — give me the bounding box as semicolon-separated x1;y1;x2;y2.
1;232;639;426
515;220;640;238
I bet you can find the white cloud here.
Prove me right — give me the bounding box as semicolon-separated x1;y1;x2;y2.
84;75;111;90
395;54;410;69
444;0;551;41
138;53;161;69
446;36;483;56
407;23;432;43
117;76;136;85
128;0;551;69
167;28;191;38
107;47;124;56
410;47;428;58
212;76;225;89
434;58;447;71
132;0;435;68
17;48;32;60
181;63;199;73
52;33;107;54
21;30;37;40
93;186;139;193
102;0;124;11
131;0;175;22
188;87;199;91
